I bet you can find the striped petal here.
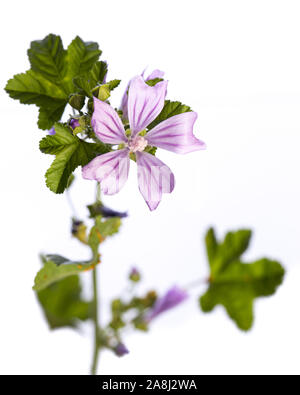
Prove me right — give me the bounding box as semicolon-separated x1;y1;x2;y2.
128;76;168;138
91;97;127;144
136;151;175;211
143;69;165;81
120;83;130;121
121;70;165;121
82;149;130;195
146;112;206;154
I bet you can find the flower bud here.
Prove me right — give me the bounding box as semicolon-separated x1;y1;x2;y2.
87;202;128;219
98;84;111;101
69;94;85;111
48;127;56;135
129;267;141;282
71;219;87;244
114;343;129;357
69;119;80;129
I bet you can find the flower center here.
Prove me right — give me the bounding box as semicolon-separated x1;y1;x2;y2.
128;136;148;153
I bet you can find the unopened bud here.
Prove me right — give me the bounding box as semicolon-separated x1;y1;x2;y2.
69;94;85;111
69;119;80;129
114;343;129;357
129;267;141;282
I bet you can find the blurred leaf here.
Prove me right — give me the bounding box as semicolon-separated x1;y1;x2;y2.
200;228;285;331
132;316;148;332
39;123;110;193
71;219;87;244
87;202;127;218
206;228;252;276
88;216;121;259
148;100;192;130
33;255;96;292
37;275;92;329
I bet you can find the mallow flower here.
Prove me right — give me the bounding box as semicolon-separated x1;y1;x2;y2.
121;69;165;121
145;286;188;321
82;75;206;210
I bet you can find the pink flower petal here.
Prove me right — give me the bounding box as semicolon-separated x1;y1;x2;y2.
146;112;206;154
145;69;165;81
91;97;127;144
120;83;129;121
82;149;130;195
136;151;175;211
120;70;165;122
128;76;168;138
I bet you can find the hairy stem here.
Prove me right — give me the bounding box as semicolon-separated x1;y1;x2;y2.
91;266;100;375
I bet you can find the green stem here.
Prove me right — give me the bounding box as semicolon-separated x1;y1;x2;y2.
91;266;100;375
91;182;101;376
91;182;102;375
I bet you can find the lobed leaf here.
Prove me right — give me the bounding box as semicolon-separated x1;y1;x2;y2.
88;216;121;259
28;34;67;89
200;228;285;331
5;34;104;129
39;123;110;193
37;275;92;329
33;255;96;292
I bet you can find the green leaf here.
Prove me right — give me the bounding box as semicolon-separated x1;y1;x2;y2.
89;61;108;85
38;102;66;130
146;78;164;87
33;255;96;292
209;228;252;276
5;70;66;106
37;275;92;329
39;123;110;194
88;216;121;259
205;228;218;267
5;34;103;129
28;34;67;89
200;228;285;331
107;79;121;91
69;93;85;111
147;100;192;130
66;36;102;83
73;63;116;98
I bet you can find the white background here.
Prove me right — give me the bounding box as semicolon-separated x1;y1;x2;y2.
0;0;300;375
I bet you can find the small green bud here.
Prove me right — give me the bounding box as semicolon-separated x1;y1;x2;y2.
98;84;111;101
129;268;141;283
78;115;90;128
69;94;85;111
72;126;84;136
87;98;94;113
71;219;87;244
